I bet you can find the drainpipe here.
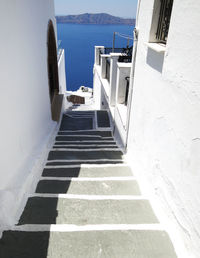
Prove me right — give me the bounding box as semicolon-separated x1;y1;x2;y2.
124;0;141;152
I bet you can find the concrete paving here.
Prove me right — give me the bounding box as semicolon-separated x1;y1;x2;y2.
0;111;177;258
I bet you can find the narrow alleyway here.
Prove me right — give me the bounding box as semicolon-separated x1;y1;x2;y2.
0;110;177;258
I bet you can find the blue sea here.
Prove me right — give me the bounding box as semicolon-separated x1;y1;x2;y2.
57;24;134;91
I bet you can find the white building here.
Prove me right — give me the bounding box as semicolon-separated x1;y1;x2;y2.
0;0;66;230
0;0;200;257
93;0;200;256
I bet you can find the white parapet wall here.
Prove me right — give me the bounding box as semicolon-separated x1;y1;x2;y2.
95;46;105;66
93;48;132;149
93;64;110;111
116;63;132;105
58;49;67;109
113;63;132;147
101;54;110;79
109;53;123;106
58;49;67;94
126;0;200;256
0;0;64;233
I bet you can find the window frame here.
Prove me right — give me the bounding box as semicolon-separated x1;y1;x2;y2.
156;0;174;44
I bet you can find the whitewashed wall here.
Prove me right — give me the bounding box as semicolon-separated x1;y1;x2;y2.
93;66;109;110
94;64;128;147
127;0;200;256
58;49;67;110
0;0;58;231
58;49;67;94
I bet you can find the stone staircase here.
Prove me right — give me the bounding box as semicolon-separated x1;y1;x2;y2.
0;110;177;258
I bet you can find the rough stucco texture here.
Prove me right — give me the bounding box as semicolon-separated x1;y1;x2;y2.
127;0;200;256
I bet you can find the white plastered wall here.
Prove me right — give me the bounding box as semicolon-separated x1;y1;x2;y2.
127;0;200;256
0;0;59;231
58;50;67;94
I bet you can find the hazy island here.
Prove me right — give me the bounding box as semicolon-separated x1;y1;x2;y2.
56;13;135;26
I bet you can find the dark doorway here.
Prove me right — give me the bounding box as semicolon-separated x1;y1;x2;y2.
47;20;59;109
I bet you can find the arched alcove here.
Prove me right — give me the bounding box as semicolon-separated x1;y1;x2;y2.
47;20;59;107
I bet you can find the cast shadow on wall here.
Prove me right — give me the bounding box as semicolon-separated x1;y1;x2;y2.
146;47;164;73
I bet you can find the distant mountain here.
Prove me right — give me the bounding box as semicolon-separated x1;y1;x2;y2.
56;13;135;25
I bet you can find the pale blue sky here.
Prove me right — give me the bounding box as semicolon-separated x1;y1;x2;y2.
54;0;138;18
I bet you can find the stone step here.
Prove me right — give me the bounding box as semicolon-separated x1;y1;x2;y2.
45;160;124;166
55;136;114;141
66;112;94;115
35;179;141;195
0;230;177;258
66;111;95;115
47;150;123;161
60;116;93;131
97;110;110;128
42;166;132;178
66;115;94;118
54;141;117;145
18;198;158;225
52;145;119;149
58;131;112;137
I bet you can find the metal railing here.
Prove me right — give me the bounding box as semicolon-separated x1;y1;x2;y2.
156;0;173;44
104;47;133;63
104;48;124;55
106;58;110;83
98;47;132;65
118;46;133;63
118;55;132;63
